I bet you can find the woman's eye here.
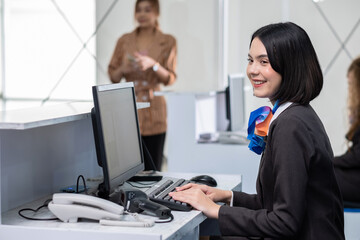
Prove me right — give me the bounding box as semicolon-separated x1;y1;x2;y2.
247;58;253;63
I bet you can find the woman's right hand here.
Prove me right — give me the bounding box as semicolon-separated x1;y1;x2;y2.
174;183;232;204
110;57;135;83
169;183;233;218
120;54;139;74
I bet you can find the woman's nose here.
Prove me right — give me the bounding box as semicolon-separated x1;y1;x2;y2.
247;62;259;76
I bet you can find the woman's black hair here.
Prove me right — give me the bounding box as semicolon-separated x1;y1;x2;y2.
250;22;323;105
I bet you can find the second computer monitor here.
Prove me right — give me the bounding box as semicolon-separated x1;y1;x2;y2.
226;73;245;131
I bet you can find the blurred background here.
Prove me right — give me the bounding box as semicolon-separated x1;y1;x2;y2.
0;0;359;156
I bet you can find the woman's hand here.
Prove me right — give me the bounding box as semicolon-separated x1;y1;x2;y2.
117;53;140;75
175;183;233;203
169;184;220;218
168;183;232;218
133;52;156;71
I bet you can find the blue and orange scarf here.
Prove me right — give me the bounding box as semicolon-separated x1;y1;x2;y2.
247;100;280;155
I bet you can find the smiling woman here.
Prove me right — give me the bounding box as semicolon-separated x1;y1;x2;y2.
169;22;345;240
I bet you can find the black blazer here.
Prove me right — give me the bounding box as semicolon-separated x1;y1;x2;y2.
218;104;344;240
333;127;360;202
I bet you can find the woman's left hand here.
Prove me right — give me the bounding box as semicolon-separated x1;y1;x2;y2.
169;185;221;219
134;52;157;71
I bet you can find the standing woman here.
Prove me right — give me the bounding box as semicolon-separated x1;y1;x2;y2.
333;56;360;203
169;22;344;239
108;0;177;171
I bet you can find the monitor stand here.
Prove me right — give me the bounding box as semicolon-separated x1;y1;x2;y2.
128;170;163;182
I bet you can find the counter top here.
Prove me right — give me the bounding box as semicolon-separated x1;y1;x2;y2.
0;101;150;130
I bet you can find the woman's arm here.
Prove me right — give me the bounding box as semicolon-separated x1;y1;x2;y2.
334;130;360;168
232;191;261;209
108;37;130;83
333;145;360;168
133;52;173;84
169;183;232;218
162;37;177;86
134;35;177;85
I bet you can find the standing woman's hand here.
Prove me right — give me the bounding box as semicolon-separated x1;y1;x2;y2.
110;54;139;82
134;52;157;71
132;51;172;84
122;53;140;73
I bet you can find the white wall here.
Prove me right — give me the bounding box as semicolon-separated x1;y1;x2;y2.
96;0;360;156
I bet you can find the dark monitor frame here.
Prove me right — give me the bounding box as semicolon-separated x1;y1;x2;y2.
91;82;144;198
225;73;246;131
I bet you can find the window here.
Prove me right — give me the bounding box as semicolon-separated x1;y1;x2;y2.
1;0;95;110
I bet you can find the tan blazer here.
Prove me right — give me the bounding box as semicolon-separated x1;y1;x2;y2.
108;28;177;136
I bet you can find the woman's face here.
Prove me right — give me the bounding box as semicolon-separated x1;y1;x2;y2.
247;37;282;103
135;1;158;29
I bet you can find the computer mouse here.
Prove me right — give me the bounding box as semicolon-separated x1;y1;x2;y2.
190;175;217;187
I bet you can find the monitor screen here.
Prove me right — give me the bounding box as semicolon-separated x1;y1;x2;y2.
91;82;144;198
226;73;246;131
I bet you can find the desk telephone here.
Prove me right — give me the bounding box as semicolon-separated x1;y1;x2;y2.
48;193;124;223
48;189;171;227
48;192;161;227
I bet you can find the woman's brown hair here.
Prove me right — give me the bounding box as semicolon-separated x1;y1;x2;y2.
346;56;360;141
135;0;160;28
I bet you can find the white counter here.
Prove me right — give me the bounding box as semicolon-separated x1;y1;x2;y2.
0;102;150;130
0;101;149;212
0;99;244;240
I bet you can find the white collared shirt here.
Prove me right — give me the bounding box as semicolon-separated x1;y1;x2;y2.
269;102;293;127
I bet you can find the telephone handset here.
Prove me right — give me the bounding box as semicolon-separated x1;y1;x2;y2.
48;193;155;227
48;193;124;223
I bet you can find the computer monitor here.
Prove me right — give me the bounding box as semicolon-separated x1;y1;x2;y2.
225;73;246;131
91;82;144;199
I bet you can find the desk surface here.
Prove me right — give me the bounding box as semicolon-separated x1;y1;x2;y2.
1;172;241;240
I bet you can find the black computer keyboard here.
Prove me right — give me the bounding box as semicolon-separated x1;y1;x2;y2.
146;177;192;211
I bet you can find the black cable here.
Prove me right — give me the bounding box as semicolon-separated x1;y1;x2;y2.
141;137;157;171
76;174;87;194
18;199;58;221
155;213;174;223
